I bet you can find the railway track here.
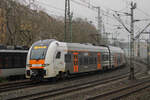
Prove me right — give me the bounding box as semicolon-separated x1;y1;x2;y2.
0;65;127;93
9;65;141;100
0;61;144;100
0;69;121;93
0;79;29;87
0;80;36;93
86;77;150;100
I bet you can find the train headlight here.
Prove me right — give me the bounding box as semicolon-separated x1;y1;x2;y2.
42;64;49;67
26;70;30;76
27;64;32;67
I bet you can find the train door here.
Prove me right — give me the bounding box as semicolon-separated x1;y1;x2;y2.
114;54;118;67
97;53;101;70
73;53;78;72
54;51;64;73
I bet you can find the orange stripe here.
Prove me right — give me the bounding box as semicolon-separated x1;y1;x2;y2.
73;54;78;72
97;53;101;69
74;66;76;72
73;52;79;55
30;67;44;69
76;66;78;72
29;60;45;64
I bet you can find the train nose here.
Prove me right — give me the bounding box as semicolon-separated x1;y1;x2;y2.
30;69;46;80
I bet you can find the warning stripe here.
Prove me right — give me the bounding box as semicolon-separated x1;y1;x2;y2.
30;67;44;69
29;60;45;64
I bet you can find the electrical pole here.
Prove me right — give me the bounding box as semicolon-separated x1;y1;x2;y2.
128;35;130;57
129;2;136;80
93;6;102;45
113;1;150;77
67;0;73;42
138;38;140;57
147;39;150;72
148;32;150;73
64;0;67;42
69;12;73;42
64;0;73;42
97;7;102;44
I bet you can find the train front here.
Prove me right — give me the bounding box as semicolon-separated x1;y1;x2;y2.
26;39;56;80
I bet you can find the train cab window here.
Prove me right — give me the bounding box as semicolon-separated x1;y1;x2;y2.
65;54;71;63
56;52;61;59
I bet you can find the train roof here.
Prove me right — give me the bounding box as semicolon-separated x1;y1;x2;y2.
58;42;109;52
33;39;124;53
0;45;29;50
108;46;124;53
32;39;56;46
0;50;28;53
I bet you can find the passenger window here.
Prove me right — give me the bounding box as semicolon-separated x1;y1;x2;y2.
94;57;97;64
56;52;61;59
0;56;3;68
65;54;71;62
14;55;21;68
79;57;83;65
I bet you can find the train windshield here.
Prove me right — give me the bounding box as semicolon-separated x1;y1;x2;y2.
30;45;48;60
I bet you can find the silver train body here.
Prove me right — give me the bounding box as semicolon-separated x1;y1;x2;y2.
26;39;126;80
0;50;28;79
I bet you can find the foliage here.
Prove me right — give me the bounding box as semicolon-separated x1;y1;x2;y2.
0;0;100;47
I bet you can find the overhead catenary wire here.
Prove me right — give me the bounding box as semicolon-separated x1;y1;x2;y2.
35;1;65;12
33;0;98;25
137;8;150;18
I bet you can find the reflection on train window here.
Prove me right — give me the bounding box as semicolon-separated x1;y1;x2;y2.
89;57;93;64
102;54;109;61
4;56;12;68
56;52;61;59
65;54;71;63
0;53;27;69
14;55;21;68
22;54;27;67
94;57;97;64
79;57;83;65
84;57;88;65
0;56;3;68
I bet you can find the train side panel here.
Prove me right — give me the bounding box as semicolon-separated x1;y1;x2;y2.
0;68;25;77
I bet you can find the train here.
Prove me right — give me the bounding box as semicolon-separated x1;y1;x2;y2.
26;39;126;80
0;46;28;80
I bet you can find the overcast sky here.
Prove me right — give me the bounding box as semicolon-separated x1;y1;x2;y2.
33;0;150;42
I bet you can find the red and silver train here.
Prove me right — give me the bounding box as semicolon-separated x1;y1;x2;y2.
26;39;126;80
